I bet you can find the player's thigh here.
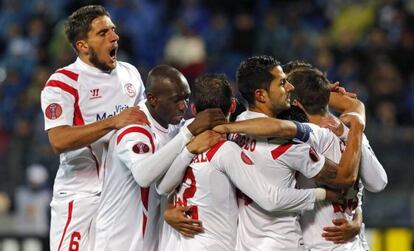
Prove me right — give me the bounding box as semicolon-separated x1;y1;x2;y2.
50;197;99;251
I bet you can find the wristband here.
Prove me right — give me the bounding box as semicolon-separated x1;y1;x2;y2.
292;121;312;142
181;125;194;143
314;188;326;201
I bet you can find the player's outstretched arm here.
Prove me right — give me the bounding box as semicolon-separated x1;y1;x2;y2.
210;141;327;212
156;131;225;196
48;107;149;153
322;207;362;244
213;117;312;142
313;114;364;188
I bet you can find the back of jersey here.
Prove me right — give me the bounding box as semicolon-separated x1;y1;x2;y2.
175;151;238;251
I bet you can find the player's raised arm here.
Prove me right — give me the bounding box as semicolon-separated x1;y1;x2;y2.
47;107;148;153
312;113;364;188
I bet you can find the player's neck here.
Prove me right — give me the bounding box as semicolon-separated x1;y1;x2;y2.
248;104;274;118
145;102;169;129
307;112;329;125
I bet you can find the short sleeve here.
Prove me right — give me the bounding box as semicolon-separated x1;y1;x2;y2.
41;83;76;130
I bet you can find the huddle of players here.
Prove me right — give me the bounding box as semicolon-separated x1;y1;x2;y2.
40;5;387;251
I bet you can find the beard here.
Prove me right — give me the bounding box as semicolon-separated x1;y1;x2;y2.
89;47;113;73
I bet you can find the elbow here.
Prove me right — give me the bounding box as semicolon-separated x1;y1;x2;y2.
132;172;152;188
50;141;65;154
365;178;388;193
155;185;170;196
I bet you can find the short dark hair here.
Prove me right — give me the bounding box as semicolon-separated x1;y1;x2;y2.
236;55;280;105
192;74;233;115
283;60;314;75
287;68;330;115
64;5;110;52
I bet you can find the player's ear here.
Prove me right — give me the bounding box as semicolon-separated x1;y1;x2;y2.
75;40;88;53
191;103;197;115
255;89;267;103
146;92;157;106
230;98;236;114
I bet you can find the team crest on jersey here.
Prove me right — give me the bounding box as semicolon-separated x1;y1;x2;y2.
124;83;136;97
309;146;320;162
241;152;253;165
132;142;150;154
45;103;62;120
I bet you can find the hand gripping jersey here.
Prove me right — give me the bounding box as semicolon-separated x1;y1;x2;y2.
41;58;145;251
94;100;191;251
233;111;326;251
297;123;386;251
173;141;320;251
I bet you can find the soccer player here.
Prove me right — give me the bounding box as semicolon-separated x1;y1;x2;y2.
40;5;148;251
231;55;364;250
94;65;226;251
285;65;387;250
156;74;340;251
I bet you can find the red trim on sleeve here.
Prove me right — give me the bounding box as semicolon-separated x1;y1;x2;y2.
56;69;79;82
57;200;74;251
271;143;293;159
117;126;155;153
45;80;84;125
206;141;226;161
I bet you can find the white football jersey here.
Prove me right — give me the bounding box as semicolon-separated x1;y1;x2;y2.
298;123;384;251
234;110;326;251
94;100;185;251
40;58;145;198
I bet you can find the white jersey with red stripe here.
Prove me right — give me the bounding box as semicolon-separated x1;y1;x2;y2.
41;58;145;251
94;99;184;251
40;57;145;198
234;110;326;251
298;123;381;251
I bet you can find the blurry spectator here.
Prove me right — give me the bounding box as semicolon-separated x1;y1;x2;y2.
0;191;11;215
15;164;51;236
164;21;206;81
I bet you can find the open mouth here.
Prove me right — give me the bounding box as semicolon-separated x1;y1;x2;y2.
109;47;117;61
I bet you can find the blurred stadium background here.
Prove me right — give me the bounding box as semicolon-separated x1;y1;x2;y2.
0;0;412;250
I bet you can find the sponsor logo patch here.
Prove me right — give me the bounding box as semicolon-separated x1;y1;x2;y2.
241;151;253;165
132;142;150;154
45;103;62;120
309;146;320;162
125;83;136;97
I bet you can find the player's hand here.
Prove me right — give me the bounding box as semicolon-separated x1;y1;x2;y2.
164;205;204;238
111;107;149;129
322;218;361;244
329;82;357;99
318;114;344;137
324;188;344;202
186;130;226;154
187;108;227;135
339;112;365;131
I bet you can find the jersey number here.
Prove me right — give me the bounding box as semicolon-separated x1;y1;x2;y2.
176;167;199;220
69;231;81;251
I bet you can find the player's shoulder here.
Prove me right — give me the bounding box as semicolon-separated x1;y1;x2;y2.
206;140;241;161
45;63;80;88
117;61;140;75
115;124;154;145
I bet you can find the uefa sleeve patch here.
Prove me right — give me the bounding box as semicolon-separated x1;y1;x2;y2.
132;142;150;154
45;103;62;120
241;151;253;165
309;146;320;162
